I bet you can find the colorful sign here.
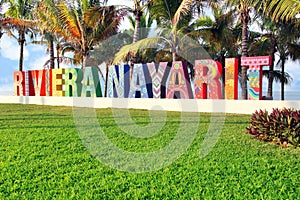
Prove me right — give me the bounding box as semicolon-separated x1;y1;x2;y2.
13;56;272;100
241;56;272;100
65;68;83;97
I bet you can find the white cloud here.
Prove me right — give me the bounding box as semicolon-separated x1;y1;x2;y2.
0;2;10;14
0;77;13;84
107;0;133;7
29;44;46;52
0;83;13;96
27;54;49;70
0;35;29;61
106;0;133;30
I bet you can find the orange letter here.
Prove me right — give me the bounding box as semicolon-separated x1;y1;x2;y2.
224;58;238;100
14;71;26;96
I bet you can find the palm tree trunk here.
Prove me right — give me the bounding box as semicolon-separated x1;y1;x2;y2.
18;30;26;72
172;52;177;62
56;43;60;69
49;36;55;69
0;27;3;40
281;60;285;100
267;40;276;97
132;11;141;44
130;10;142;77
267;65;274;97
82;55;87;70
241;18;248;100
172;31;178;62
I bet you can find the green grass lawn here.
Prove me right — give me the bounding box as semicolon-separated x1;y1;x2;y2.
0;104;299;199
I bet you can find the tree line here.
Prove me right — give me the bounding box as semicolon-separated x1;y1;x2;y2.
0;0;299;100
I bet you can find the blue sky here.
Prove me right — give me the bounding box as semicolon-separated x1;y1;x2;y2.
0;0;299;98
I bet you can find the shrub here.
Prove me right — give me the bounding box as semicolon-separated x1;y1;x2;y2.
246;108;300;148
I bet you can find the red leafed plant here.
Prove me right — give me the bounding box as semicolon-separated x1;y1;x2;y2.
246;108;300;148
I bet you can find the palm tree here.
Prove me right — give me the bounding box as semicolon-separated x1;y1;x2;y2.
114;0;194;63
0;0;37;71
128;0;154;44
128;12;153;41
30;32;56;69
193;4;239;84
252;18;300;100
35;0;59;69
0;2;7;41
266;0;300;21
36;0;77;69
127;13;155;63
275;21;300;100
248;18;277;97
226;0;264;99
37;0;124;69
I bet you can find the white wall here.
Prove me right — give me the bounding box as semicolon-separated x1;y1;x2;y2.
1;96;300;114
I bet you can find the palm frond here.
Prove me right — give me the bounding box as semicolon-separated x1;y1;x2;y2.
263;70;293;85
57;3;82;40
287;42;300;61
113;36;165;64
127;15;135;30
172;0;193;27
0;17;36;28
268;0;300;21
193;16;214;28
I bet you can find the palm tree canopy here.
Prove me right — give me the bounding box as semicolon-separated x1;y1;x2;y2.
266;0;300;21
37;0;124;68
114;0;196;63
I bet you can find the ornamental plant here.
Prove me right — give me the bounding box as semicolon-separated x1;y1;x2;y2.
246;108;300;148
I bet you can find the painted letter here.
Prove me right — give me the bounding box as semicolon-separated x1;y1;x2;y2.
194;60;222;99
224;58;238;100
106;63;130;98
147;62;171;98
65;68;83;97
52;69;65;96
129;64;153;98
241;56;272;100
166;61;193;99
45;70;52;96
28;70;46;96
14;71;26;96
81;67;102;97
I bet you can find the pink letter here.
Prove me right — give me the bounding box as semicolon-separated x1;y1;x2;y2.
166;62;193;99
